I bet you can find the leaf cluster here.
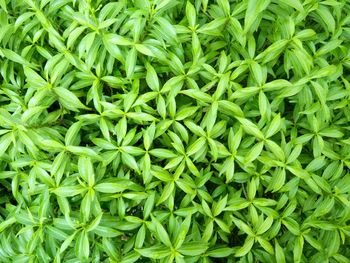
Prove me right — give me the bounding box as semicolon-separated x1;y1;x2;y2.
0;0;350;262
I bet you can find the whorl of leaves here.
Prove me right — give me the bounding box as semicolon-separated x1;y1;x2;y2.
0;0;350;262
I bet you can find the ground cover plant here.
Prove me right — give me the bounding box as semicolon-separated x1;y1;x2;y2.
0;0;350;262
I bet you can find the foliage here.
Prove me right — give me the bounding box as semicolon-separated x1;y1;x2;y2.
0;0;350;262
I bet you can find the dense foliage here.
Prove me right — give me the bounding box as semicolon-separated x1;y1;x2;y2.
0;0;350;262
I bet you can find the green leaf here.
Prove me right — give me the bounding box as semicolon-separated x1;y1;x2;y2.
206;246;233;258
151;215;172;247
66;146;101;160
78;156;95;186
186;1;196;28
75;230;89;259
244;141;264;164
94;182;129;193
126;47;137;78
256;215;274;235
256;39;289;63
149;149;177;159
1;48;32;67
53;87;88;111
105;33;133;45
237;118;264;139
269;168;286;192
245;0;271;32
65;122;82;146
0;133;12;157
315;5;335;33
60;231;78;253
0;217;16;233
52;186;85;197
186;137;206;156
257;237;274;254
121;152;140;172
280;0;304;12
265;114;281;138
146;63;159;91
293;235;304;262
135;44;154;56
178;241;208;256
275;239;286;263
235;236;254;257
174;215;191;249
213;195;228;217
136;245;171;259
198;18;227;36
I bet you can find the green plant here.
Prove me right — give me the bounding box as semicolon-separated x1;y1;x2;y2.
0;0;350;262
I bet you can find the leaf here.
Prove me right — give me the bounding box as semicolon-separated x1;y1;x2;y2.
95;182;129;193
76;231;90;259
265;114;281;138
78;156;95;186
287;144;302;164
52;186;85;197
0;133;12;157
186;137;206;156
66;146;101;160
126;112;157;121
257;237;274;254
235;236;254;257
238;118;264;139
245;0;271;32
215;218;231;233
93;226;121;237
151;215;172;247
315;5;335;33
213;195;228;217
149;149;177;159
135;44;154;56
157;182;174;205
256;215;274;235
250;61;264;86
282;217;300;235
146;63;159;91
0;217;16;233
105;33;133;45
231;217;254;236
121;152;139;172
280;0;304;12
217;100;244;118
1;48;32;67
256;39;289;63
181;89;213;104
126;47;137;78
269;168;286;192
293;235;304;262
60;231;77;253
174;215;191;248
175;106;199;121
24;67;47;87
198;18;227;36
261;92;273;116
136;245;171;259
178;241;208;256
265;139;285;161
207;246;233;258
244;141;264;164
319;128;343;138
53;87;87;111
275;239;286;263
186;1;196;27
